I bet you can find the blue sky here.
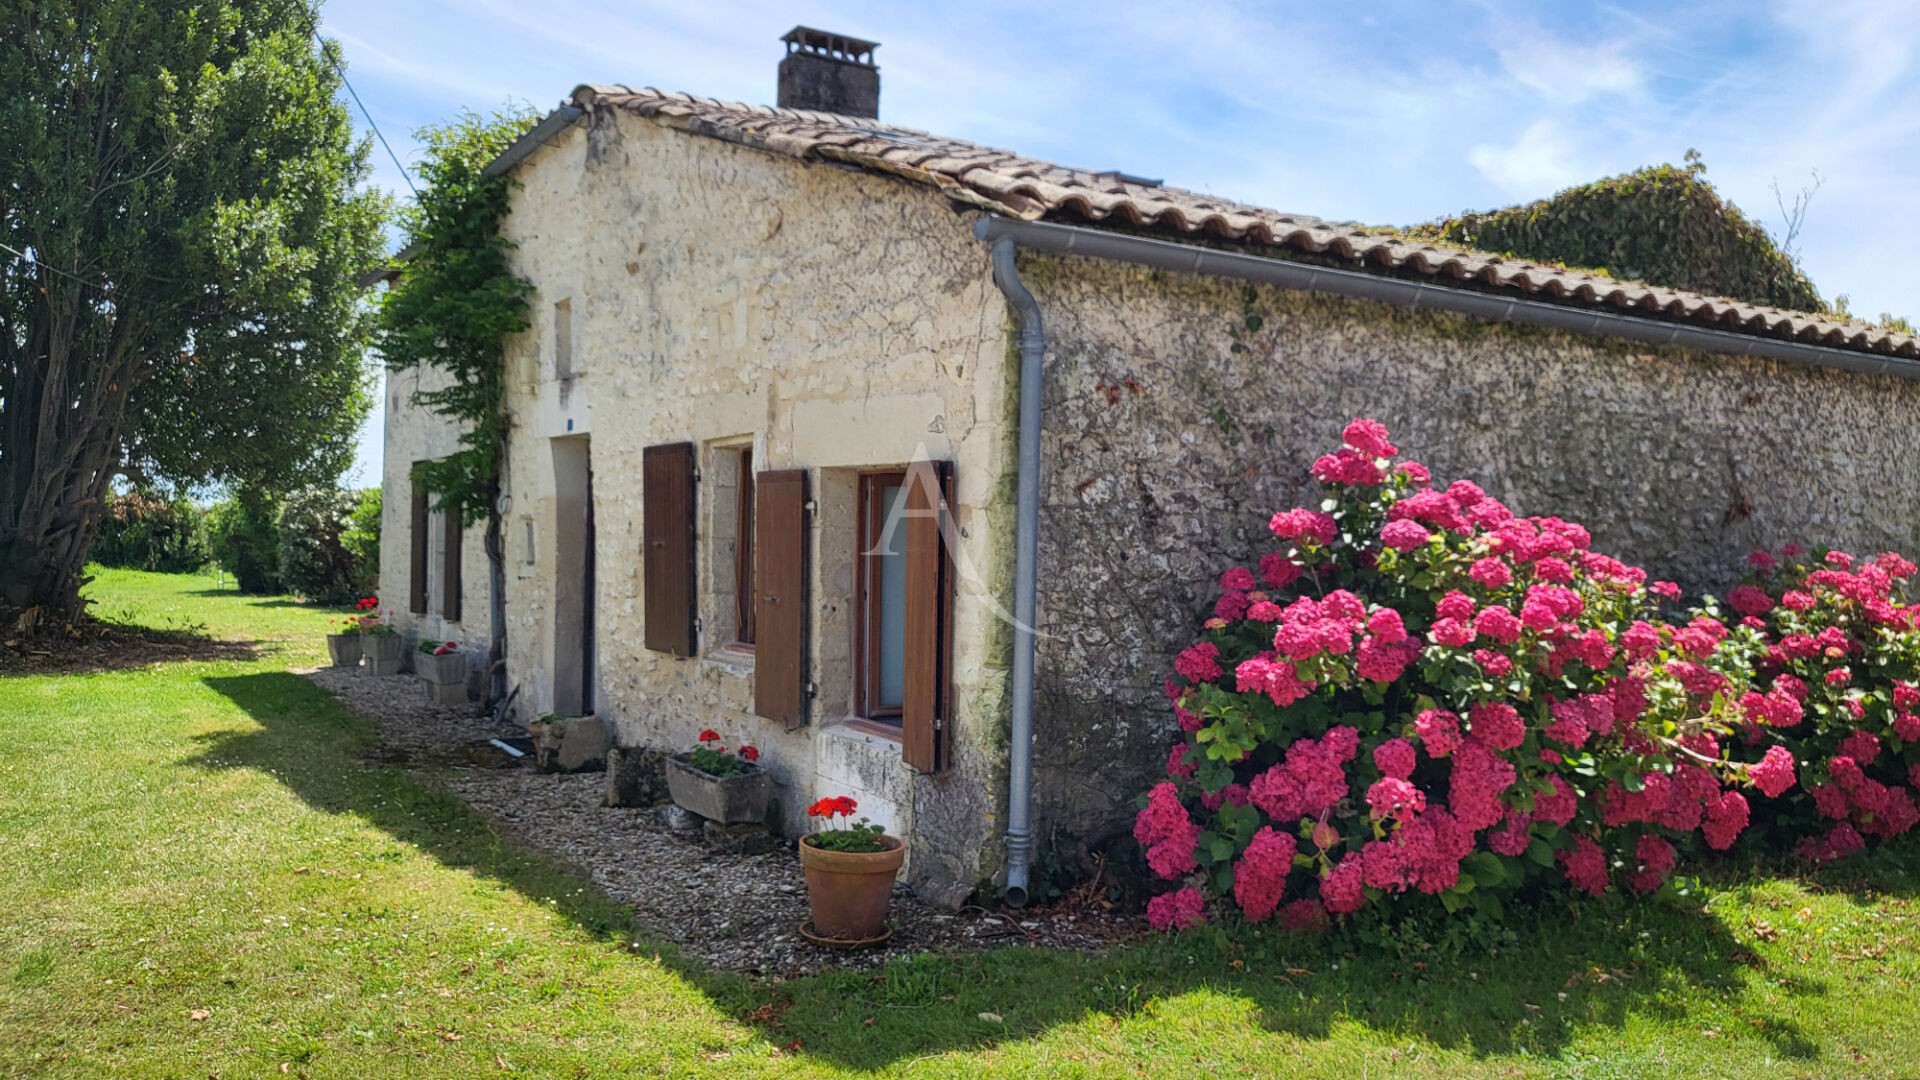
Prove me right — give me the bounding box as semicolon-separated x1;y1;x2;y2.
325;0;1920;486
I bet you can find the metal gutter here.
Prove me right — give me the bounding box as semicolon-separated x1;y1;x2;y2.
986;234;1045;908
975;216;1920;379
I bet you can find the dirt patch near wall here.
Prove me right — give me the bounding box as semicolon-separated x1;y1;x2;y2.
308;666;1137;975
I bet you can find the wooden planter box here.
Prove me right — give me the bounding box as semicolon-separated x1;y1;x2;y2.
325;634;362;668
666;754;772;824
363;633;407;676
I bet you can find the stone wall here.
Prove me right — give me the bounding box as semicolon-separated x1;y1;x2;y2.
1024;250;1920;868
491;108;1014;906
378;359;492;685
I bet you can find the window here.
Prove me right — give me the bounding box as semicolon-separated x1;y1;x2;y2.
857;473;910;721
736;448;756;646
409;470;430;614
553;298;574;381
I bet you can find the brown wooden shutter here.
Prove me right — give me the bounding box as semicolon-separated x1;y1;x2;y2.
754;469;808;728
442;502;464;623
409;480;429;614
642;442;697;657
903;461;955;772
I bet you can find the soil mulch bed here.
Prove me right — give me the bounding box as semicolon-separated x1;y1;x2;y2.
308;664;1138;976
1;613;256;675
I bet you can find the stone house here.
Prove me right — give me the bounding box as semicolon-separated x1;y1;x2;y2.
382;29;1920;907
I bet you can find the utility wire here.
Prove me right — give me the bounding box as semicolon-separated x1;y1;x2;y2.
328;52;421;200
0;239;120;294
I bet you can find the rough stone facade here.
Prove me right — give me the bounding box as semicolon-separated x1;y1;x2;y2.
384;101;1920;904
378;359;491;687
1023;251;1920;869
491;108;1014;907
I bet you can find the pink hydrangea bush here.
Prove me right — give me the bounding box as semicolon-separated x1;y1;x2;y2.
1140;419;1768;930
1715;548;1920;860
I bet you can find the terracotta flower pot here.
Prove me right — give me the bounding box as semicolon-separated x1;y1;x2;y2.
798;834;905;942
325;633;362;668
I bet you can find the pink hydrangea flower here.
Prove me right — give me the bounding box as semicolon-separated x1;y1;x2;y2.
1147;887;1207;931
1319;855;1366;914
1374;737;1417;780
1467;701;1526;752
1559;836;1609;897
1415;709;1463;757
1727;584;1775;618
1166;743;1197;780
1366;777;1427;822
1469;557;1514;590
1174;642;1222;683
1703;790;1750;851
1380;519;1432;552
1473;605;1523;645
1219;566;1256;591
1133;782;1200;880
1269;508;1338;546
1232;827;1298;922
1279;898;1329;933
1342;418;1398;459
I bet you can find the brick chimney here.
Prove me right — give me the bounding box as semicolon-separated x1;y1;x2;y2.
778;26;879;118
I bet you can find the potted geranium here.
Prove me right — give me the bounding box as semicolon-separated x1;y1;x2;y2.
665;729;771;824
356;598;405;675
325;598;377;667
798;795;904;946
416;640;468;704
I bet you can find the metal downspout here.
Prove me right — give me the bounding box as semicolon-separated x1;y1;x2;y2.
985;229;1044;907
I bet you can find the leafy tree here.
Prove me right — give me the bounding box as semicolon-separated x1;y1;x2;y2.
1412;158;1824;312
374;108;538;523
206;491;282;594
0;1;387;620
374;107;539;706
276;487;362;604
340;485;381;593
89;489;210;573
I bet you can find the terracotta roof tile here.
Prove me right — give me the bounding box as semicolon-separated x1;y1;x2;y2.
575;85;1918;362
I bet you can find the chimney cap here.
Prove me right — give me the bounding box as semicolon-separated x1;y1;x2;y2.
782;26;879;65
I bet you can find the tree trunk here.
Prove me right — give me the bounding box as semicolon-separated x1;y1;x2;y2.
0;277;142;622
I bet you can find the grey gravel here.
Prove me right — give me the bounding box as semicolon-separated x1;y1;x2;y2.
308;665;1135;975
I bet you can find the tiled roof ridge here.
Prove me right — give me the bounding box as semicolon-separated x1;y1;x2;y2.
571;84;1918;361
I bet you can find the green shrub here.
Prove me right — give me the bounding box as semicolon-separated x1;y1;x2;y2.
90;490;210;573
341;486;381;594
276;488;365;605
1411;160;1824;312
206;493;283;594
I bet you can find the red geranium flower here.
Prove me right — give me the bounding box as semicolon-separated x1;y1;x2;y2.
697;728;720;743
740;745;759;762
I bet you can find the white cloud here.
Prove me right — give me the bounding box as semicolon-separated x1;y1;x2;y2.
1496;29;1642;103
1468;120;1586;195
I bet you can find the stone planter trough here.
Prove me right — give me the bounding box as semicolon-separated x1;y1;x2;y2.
666;754;772;824
363;633;406;676
325;633;363;668
417;650;470;705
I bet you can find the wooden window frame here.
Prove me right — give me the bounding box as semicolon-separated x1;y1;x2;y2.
734;447;756;648
408;473;429;615
856;471;908;725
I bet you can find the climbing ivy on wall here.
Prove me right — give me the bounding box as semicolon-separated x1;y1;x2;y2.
1410;158;1825;313
373;107;541;524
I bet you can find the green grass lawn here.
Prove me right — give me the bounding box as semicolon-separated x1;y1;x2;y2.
3;568;1920;1077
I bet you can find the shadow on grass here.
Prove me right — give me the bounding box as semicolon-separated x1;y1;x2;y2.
0;616;257;675
185;588;329;610
198;670;1825;1069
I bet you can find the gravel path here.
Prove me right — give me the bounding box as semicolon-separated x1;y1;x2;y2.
308;665;1136;975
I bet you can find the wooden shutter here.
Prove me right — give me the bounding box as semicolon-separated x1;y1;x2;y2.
754;469;808;728
643;442;697;657
409;480;429;614
442;502;464;623
902;461;956;772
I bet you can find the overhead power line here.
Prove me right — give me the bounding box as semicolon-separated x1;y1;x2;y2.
0;239;119;294
327;52;421;200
